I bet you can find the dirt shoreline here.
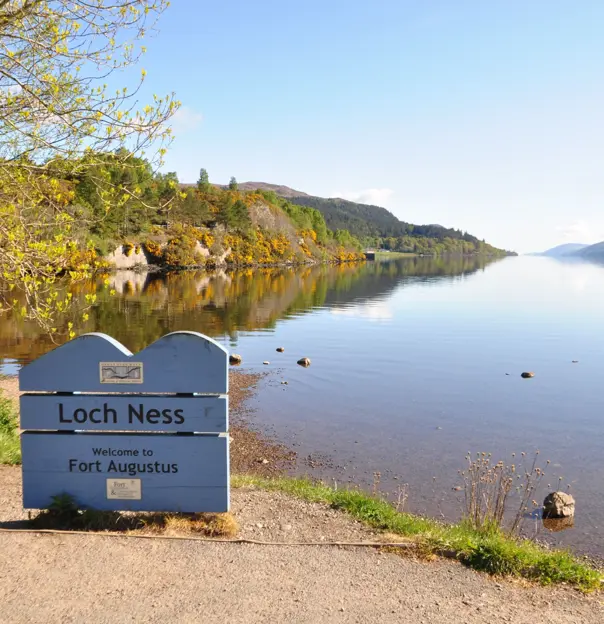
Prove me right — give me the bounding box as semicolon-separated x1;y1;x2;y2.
226;371;296;477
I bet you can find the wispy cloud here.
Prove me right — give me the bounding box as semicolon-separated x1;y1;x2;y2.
171;106;203;133
333;188;394;206
555;220;601;244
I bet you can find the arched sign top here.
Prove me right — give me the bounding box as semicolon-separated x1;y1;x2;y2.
19;331;228;394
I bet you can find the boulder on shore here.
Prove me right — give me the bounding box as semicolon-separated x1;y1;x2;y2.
543;491;575;519
229;354;242;365
297;357;311;367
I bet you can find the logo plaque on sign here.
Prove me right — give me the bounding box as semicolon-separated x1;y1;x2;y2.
106;479;142;500
100;362;143;384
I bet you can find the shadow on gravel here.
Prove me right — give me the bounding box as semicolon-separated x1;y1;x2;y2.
1;501;238;537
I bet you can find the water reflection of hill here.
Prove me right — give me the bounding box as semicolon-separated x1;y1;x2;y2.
321;255;498;306
0;256;502;366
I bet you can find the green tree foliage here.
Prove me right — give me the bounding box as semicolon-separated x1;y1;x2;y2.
0;0;177;332
228;176;238;191
217;197;251;232
74;151;169;242
197;168;210;191
172;188;210;226
334;229;362;250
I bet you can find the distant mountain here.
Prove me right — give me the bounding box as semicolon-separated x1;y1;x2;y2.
535;243;589;257
236;182;309;199
576;241;604;259
239;181;487;245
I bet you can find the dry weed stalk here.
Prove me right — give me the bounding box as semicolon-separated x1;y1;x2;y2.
395;483;409;513
372;471;382;496
460;451;546;536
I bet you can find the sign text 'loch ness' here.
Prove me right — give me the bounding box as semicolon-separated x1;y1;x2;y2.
19;332;230;512
60;403;185;426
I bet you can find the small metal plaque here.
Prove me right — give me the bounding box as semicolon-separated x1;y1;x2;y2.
100;362;143;384
106;479;142;500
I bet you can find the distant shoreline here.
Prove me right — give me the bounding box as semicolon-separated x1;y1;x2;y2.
101;250;515;273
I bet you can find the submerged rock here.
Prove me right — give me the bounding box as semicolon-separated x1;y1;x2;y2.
543;491;575;518
297;357;311;367
229;354;242;365
521;371;535;378
542;515;575;532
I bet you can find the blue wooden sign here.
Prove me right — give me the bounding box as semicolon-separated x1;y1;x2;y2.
19;332;230;513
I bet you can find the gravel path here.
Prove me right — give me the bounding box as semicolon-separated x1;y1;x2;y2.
1;467;603;623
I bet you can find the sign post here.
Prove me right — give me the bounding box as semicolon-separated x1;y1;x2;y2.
19;331;229;513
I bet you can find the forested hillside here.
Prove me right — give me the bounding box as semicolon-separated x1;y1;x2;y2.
237;183;513;256
55;159;365;269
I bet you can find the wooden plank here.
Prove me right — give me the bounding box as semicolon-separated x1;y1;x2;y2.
19;331;229;394
21;433;229;512
20;395;228;433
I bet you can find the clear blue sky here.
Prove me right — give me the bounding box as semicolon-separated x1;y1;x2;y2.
140;1;604;253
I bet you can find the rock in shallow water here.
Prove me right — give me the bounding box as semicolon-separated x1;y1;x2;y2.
229;354;242;365
542;515;575;532
521;371;535;378
276;347;285;352
543;491;575;518
297;357;311;367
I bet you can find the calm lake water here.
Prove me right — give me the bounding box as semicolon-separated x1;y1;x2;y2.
2;255;604;554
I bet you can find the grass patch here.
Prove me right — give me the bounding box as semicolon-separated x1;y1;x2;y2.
232;474;602;591
374;251;418;258
0;390;20;465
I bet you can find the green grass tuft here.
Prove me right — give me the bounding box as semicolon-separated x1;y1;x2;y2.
232;474;602;591
0;391;20;465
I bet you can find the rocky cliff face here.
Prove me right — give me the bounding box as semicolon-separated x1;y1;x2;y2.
106;246;149;269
